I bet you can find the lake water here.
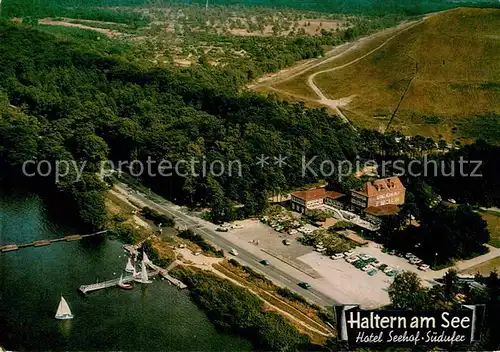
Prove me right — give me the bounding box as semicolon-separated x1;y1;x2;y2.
0;189;252;351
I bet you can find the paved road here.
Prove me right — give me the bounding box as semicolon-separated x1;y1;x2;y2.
115;183;337;307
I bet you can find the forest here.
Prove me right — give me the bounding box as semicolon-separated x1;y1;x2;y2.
388;270;500;351
3;0;499;19
1;20;499;234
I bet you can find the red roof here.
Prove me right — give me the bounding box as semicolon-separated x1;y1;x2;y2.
337;230;369;245
352;177;405;197
365;204;400;216
291;188;326;201
325;191;345;200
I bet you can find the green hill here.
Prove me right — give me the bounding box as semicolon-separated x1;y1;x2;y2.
310;8;500;142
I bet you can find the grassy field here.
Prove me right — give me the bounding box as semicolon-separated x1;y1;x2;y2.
481;210;500;248
462;256;500;275
275;8;500;141
271;19;420;98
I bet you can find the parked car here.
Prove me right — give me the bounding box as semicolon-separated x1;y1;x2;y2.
193;250;202;256
410;258;423;265
316;247;326;253
298;282;311;289
221;222;232;228
232;224;243;229
228;248;239;256
418;264;430;271
216;227;229;232
331;253;344;260
383;266;394;274
283;239;291;246
448;198;457;204
260;260;270;266
405;253;415;259
346;256;358;263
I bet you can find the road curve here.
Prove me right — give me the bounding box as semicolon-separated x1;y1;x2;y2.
253;16;433;127
115;182;337;307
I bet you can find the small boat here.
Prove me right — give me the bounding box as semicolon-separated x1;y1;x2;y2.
143;250;151;265
117;274;133;290
55;296;74;320
125;258;135;273
134;260;152;284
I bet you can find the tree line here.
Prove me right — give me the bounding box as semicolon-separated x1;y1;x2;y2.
389;270;500;350
0;21;498;235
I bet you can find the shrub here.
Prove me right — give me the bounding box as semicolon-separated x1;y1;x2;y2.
141;206;175;227
178;229;224;257
276;287;310;306
108;223;141;244
141;240;173;268
112;212;128;223
228;258;241;267
170;267;311;351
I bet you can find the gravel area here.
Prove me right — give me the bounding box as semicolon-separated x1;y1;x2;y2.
298;251;393;308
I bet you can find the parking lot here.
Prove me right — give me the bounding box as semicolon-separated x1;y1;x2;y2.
355;244;434;285
230;219;313;262
225;217;435;308
298;251;393;308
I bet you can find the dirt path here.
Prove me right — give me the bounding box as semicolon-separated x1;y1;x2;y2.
198;264;334;338
305;19;425;122
38;18;123;38
249;15;435;126
425;245;500;279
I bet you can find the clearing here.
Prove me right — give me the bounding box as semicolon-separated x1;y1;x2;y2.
481;210;500;248
461;257;500;276
256;8;500;142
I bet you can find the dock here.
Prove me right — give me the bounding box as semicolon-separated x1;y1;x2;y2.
0;230;107;253
79;270;159;294
79;252;187;293
147;261;187;289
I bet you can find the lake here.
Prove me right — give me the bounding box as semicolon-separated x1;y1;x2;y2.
0;189;252;351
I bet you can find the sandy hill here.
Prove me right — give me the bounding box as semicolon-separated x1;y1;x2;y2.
282;8;500;142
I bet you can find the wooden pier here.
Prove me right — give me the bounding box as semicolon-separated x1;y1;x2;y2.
122;244;187;289
147;261;187;289
0;230;107;253
79;270;159;294
80;247;187;293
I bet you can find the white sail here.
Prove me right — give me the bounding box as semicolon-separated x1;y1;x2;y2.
134;260;152;284
125;258;135;273
143;251;151;264
141;260;149;282
55;296;74;319
119;274;123;285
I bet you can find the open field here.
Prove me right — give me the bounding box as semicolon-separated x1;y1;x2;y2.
268;19;423;96
462;256;500;275
25;5;354;68
266;8;500;141
481;210;500;248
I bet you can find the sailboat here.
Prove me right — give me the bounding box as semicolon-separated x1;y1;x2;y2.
117;274;133;290
125;257;135;273
134;260;152;284
142;251;151;265
55;296;74;320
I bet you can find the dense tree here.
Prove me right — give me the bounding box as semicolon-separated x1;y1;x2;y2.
388;271;428;310
172;266;310;350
